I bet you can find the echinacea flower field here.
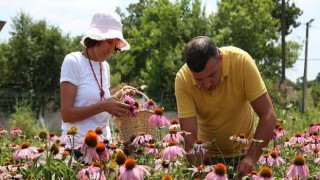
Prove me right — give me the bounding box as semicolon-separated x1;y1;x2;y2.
0;96;319;180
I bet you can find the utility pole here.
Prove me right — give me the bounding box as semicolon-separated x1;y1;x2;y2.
280;0;286;89
301;18;314;114
0;20;6;31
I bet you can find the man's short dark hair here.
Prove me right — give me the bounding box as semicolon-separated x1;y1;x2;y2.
184;36;219;72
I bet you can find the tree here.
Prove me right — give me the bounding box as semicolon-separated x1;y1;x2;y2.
208;0;301;81
113;0;209;109
1;11;73;116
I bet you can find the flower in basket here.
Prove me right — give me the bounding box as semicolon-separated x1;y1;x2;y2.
143;99;157;111
148;107;170;128
122;95;139;117
119;157;151;180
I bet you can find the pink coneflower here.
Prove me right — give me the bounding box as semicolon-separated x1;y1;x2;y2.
238;132;249;144
258;152;275;166
253;166;274;180
9;143;20;152
13;142;37;160
131;132;153;148
289;132;307;145
95;127;107;142
188;165;210;178
188;140;207;156
162;129;184;143
96;142;110;162
80;130;99;164
301;137;319;153
162;140;186;160
169;119;180;130
204;163;228;180
78;162;106;180
122;95;138;117
270;150;285;166
148;107;170;128
119;158;151;180
143;99;157;111
308;123;318;133
10;128;22;136
301;131;310;139
284;137;291;147
0;128;7;135
162;173;173;180
60;133;82;149
146;144;159;155
286;155;310;179
48;132;59;142
0;171;23;180
273;125;287;141
229;133;249;144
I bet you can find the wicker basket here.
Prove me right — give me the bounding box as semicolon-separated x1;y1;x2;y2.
113;91;158;142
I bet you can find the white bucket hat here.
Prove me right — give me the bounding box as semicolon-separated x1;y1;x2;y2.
81;11;130;50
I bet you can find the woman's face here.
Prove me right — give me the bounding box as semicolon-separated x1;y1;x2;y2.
94;39;120;61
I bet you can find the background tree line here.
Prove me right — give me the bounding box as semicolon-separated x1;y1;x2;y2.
1;0;319;120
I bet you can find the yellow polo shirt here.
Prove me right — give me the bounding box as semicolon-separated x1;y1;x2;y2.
175;46;266;158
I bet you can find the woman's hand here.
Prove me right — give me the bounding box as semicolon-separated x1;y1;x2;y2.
114;85;137;99
102;96;130;117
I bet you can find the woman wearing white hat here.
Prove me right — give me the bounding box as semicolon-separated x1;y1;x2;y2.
60;11;135;148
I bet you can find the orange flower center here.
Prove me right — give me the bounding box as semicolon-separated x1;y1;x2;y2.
85;131;98;147
170;119;179;125
238;132;246;138
21;142;29;149
293;155;305;166
96;142;106;153
125;158;136;170
270;151;278;158
259;166;272;178
169;129;177;134
214;163;227;175
294;132;301;137
154;107;164;115
168;140;177;146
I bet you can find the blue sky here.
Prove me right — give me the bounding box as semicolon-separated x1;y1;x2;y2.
0;0;319;82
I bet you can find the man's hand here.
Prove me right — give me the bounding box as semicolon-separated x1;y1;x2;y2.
237;156;253;179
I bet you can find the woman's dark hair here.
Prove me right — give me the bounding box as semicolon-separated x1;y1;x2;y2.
83;38;99;48
83;37;121;52
184;36;219;72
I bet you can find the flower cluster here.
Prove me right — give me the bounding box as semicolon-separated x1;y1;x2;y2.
0;114;319;179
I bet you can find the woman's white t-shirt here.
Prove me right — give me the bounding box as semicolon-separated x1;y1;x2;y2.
60;51;111;142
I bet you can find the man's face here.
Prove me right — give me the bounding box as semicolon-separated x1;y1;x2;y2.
192;57;222;90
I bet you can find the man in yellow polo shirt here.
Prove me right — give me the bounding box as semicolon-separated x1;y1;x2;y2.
175;36;276;178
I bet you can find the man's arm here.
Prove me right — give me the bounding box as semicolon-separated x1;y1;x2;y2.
237;92;276;178
179;116;200;165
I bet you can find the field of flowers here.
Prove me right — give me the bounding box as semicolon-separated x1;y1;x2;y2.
0;96;319;179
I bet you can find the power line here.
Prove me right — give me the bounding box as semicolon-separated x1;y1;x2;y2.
296;59;320;61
